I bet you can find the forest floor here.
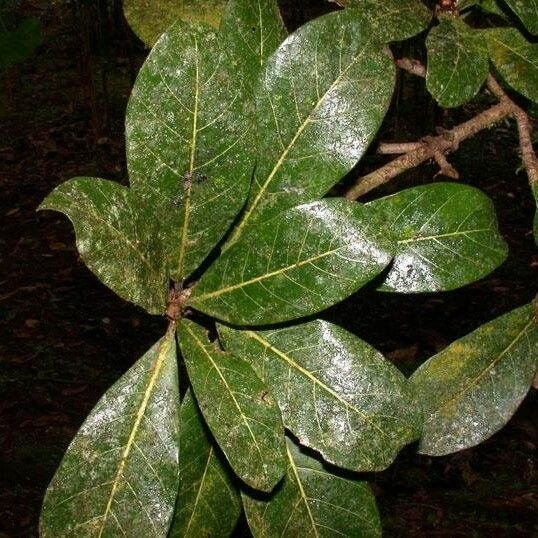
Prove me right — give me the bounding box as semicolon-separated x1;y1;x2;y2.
0;1;537;537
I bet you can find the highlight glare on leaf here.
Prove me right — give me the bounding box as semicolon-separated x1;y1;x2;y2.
190;200;395;325
40;329;180;537
220;320;421;472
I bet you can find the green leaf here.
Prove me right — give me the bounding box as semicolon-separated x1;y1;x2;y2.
243;437;381;538
40;328;180;537
367;183;508;293
190;199;395;326
487;27;538;104
126;21;255;281
410;303;538;456
220;320;421;472
426;16;489;108
39;177;168;315
177;320;286;492
0;17;42;67
219;0;287;94
334;0;432;43
124;0;227;47
169;390;241;538
228;9;395;241
478;0;505;17
504;0;538;35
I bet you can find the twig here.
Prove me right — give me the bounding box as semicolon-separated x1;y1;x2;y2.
345;101;511;199
486;75;538;184
378;142;423;154
345;60;538;199
395;58;426;78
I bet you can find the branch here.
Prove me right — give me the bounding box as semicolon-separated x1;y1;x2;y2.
395;58;426;78
346;101;512;200
486;76;538;185
377;142;423;154
345;60;538;200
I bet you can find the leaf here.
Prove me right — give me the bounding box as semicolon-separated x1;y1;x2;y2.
479;0;505;17
426;16;489;108
40;328;180;537
219;0;287;94
39;177;168;315
334;0;432;43
243;437;381;538
0;16;42;67
367;183;508;293
123;0;227;47
504;0;538;35
190;199;395;325
126;21;255;281
220;320;421;472
169;390;241;538
486;27;538;104
227;9;395;241
177;320;286;491
410;303;538;456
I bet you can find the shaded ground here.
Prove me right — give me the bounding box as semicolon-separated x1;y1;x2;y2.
0;1;537;536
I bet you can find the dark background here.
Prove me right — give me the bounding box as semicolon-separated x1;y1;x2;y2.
0;1;536;536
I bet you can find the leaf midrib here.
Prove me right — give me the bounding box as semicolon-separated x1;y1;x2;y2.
97;329;174;537
245;331;385;439
426;316;535;423
286;445;319;538
177;36;200;280
229;32;373;243
192;246;342;303
184;325;269;485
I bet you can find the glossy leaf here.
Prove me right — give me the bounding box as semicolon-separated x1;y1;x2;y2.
126;22;255;281
177;320;286;491
479;0;505;17
411;303;538;456
220;320;421;472
334;0;432;43
367;183;508;293
39;177;168;314
124;0;227;47
219;0;287;94
169;390;241;538
487;27;538;104
504;0;538;35
40;329;180;537
228;9;395;241
190;199;395;326
426;16;489;108
243;437;381;538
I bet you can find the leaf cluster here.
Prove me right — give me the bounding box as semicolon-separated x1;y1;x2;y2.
38;0;538;536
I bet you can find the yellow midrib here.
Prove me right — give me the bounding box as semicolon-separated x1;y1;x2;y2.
97;329;173;536
246;330;385;440
287;445;319;538
185;326;267;482
191;247;341;303
427;317;535;423
184;446;213;536
177;37;200;280
228;35;373;245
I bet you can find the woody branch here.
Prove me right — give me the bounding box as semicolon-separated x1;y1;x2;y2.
345;59;537;200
